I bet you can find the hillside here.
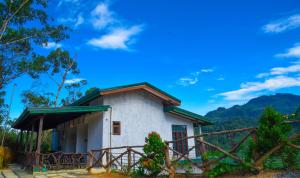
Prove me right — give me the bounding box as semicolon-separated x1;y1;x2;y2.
204;93;300;131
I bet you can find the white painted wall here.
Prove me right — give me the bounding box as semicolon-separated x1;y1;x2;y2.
76;124;88;153
101;91;196;154
58;90;199;157
86;112;103;151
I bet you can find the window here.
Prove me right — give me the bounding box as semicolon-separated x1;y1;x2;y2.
112;121;121;135
172;125;188;155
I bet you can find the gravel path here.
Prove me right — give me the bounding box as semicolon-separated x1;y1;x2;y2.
276;171;300;178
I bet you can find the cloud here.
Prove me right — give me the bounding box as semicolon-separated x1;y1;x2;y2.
217;77;225;81
219;76;300;101
75;14;84;27
87;25;143;50
177;77;198;86
256;61;300;78
207;88;216;92
65;78;85;84
42;42;62;49
201;68;214;73
263;14;300;33
91;3;115;30
176;69;216;86
275;43;300;58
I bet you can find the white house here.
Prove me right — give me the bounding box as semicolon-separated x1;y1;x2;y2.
55;82;211;155
13;82;211;158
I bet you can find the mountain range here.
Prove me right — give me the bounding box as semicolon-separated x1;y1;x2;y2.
204;93;300;132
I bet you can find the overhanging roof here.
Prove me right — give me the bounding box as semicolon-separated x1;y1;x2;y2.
71;82;181;106
164;106;212;126
12;105;110;131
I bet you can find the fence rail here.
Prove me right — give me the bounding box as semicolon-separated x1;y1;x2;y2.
17;120;300;178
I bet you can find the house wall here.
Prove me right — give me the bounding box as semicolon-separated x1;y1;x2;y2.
57;90;200;156
101;91;196;154
57;112;103;153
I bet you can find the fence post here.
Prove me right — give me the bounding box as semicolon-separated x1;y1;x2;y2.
127;147;132;173
106;149;111;173
164;142;175;178
87;151;93;168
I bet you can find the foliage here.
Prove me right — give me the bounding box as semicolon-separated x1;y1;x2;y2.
0;0;68;93
0;146;13;168
255;107;291;154
249;107;299;169
134;132;166;177
204;93;300;147
85;87;98;95
21;90;53;107
206;162;237;178
61;79;87;106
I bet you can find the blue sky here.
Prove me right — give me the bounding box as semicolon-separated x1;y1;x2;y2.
5;0;300;118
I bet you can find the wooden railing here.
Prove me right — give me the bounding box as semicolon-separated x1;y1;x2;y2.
17;120;300;177
17;152;89;170
87;146;145;173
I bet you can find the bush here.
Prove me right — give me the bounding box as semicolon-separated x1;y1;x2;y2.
0;146;13;168
134;132;166;177
255;107;291;155
250;107;299;169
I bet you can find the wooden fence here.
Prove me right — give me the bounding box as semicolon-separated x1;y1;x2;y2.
17;120;300;177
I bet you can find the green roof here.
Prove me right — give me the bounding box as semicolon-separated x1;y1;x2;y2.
12;105;110;130
71;82;181;106
164;106;212;125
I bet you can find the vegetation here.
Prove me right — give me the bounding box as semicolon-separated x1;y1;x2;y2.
0;146;13;169
133;132;166;177
204;93;300;147
204;107;300;178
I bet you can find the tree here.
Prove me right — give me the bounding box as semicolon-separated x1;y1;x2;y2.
0;0;68;100
61;80;87;106
85;87;98;95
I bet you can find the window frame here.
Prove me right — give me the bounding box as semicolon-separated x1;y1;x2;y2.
112;121;121;135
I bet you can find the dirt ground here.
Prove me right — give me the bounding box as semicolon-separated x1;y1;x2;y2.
220;170;300;178
91;170;300;178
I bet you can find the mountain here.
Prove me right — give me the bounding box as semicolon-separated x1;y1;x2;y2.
204;93;300;130
203;93;300;147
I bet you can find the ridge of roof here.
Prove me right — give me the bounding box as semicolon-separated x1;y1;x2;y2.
71;82;181;106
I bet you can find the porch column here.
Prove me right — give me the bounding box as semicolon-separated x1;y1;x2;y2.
29;124;34;152
24;130;29;152
35;116;44;165
18;130;23;151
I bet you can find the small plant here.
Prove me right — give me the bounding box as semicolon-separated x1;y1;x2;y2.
134;132;166;177
0;146;13;168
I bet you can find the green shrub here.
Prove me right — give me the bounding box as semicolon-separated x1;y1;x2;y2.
255;107;291;155
134;132;166;177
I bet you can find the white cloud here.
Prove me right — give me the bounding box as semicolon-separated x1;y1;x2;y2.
275;44;300;58
256;61;300;78
58;14;84;28
177;77;198;86
207;88;216;92
65;78;85;84
217;77;225;81
263;14;300;33
42;42;62;49
87;25;143;50
75;14;84;27
256;73;269;78
219;76;300;101
201;68;214;73
91;3;115;30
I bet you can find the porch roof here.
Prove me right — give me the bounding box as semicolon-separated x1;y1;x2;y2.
12;105;110;131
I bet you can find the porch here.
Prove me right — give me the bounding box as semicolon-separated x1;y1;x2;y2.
12;105;110;171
